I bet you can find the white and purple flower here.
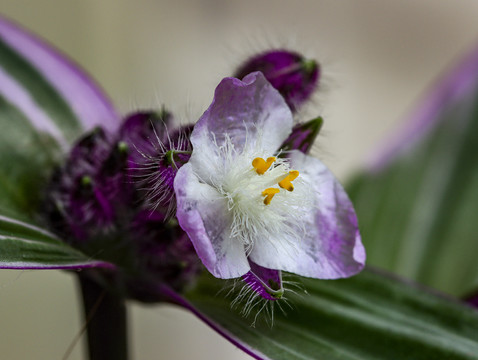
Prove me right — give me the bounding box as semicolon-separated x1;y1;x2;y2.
174;72;365;296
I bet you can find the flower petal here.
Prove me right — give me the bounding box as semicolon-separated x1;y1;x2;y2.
190;72;293;179
250;150;365;278
175;163;250;279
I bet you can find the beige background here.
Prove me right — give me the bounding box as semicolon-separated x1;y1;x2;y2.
1;1;478;359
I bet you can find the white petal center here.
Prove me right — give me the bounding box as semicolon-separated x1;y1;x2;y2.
203;136;315;254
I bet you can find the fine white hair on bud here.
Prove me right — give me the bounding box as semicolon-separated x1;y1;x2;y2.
220;273;305;327
131;122;192;219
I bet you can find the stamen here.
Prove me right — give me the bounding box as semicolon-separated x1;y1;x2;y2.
262;188;280;205
278;170;299;191
252;157;276;175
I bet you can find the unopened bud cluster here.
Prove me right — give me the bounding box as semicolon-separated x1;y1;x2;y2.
43;111;198;298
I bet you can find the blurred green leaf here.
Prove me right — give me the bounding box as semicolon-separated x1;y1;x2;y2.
185;269;478;360
347;50;478;297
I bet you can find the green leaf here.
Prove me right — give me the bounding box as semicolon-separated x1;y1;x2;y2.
0;215;113;269
184;269;478;360
346;48;478;297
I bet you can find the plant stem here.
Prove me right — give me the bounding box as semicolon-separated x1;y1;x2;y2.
78;274;128;360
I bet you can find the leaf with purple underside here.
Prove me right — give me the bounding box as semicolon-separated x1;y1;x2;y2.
347;44;478;297
0;215;114;269
177;269;478;360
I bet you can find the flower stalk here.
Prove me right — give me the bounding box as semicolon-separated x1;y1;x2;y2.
78;274;129;360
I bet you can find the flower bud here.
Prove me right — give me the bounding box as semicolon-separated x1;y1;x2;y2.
44;128;133;243
120;109;173;163
280;116;323;154
234;50;320;112
119;111;193;214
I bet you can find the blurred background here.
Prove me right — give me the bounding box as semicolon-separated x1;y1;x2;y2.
1;1;478;359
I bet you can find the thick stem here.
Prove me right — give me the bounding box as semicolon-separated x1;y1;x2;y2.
78;274;128;360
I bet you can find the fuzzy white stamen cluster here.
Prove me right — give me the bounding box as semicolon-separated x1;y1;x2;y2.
207;135;315;255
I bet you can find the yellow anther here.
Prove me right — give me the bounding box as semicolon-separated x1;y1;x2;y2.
252;157;276;175
278;170;299;191
262;188;280;205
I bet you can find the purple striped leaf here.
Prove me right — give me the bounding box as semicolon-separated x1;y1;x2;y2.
0;16;120;143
